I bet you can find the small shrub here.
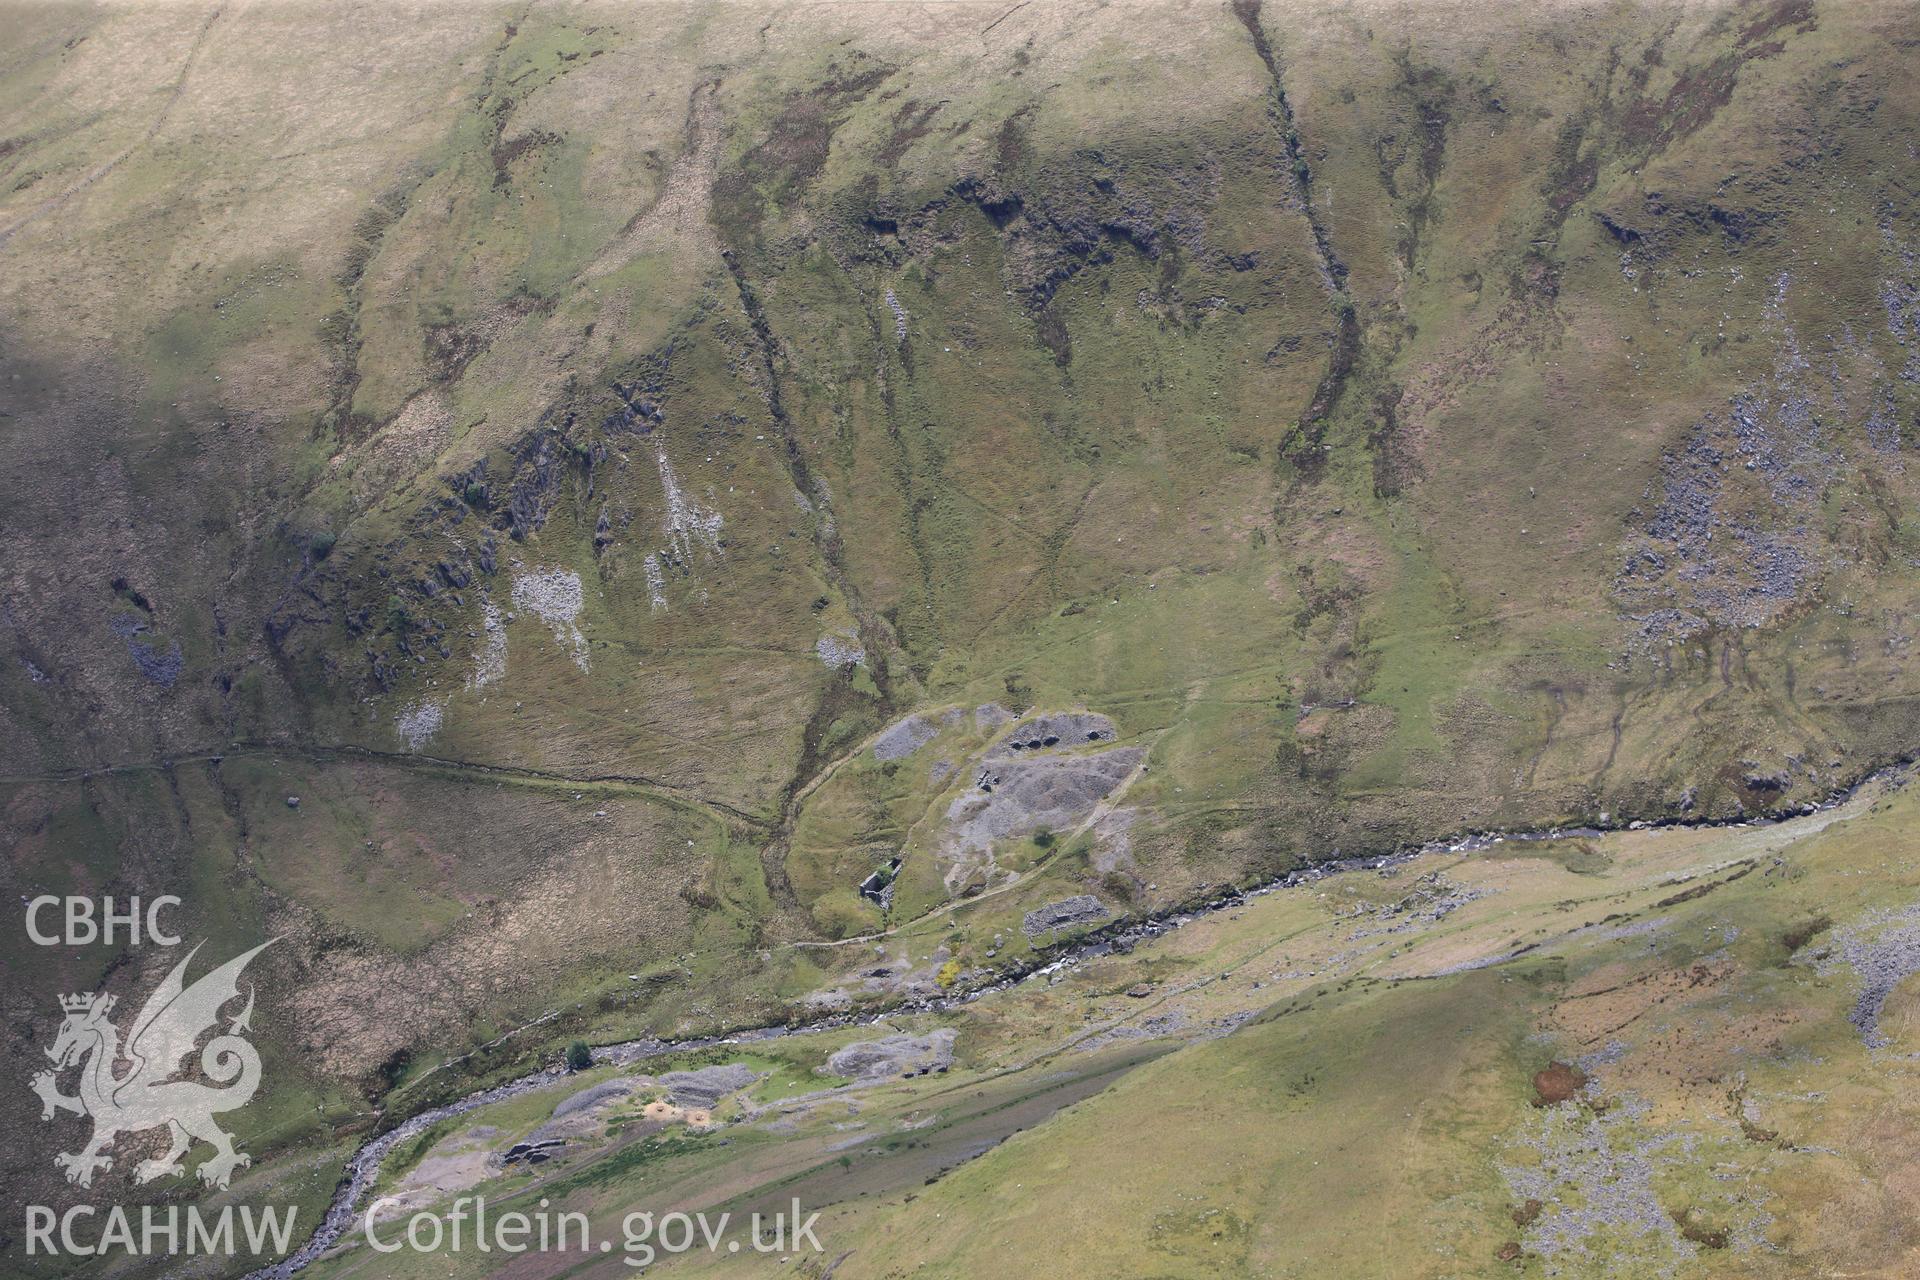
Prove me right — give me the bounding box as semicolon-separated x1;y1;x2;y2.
566;1040;592;1072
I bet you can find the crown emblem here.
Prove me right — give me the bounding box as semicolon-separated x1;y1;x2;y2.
59;993;110;1015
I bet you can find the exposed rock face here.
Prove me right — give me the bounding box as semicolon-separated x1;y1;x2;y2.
1023;894;1113;938
394;699;443;750
941;745;1144;893
1809;903;1920;1050
550;1079;638;1119
109;614;183;687
510;566;589;671
1615;275;1839;645
642;554;668;612
817;632;865;668
987;711;1118;757
659;1063;760;1108
519;1079;640;1150
654;440;725;560
465;602;507;691
873;712;939;761
825;1029;957;1081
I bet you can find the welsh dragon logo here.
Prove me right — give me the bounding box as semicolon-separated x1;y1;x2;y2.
30;940;276;1190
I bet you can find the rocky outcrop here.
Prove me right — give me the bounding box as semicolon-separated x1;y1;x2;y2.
987;712;1118;757
824;1029;956;1081
942;745;1143;893
1023;894;1113;938
659;1063;760;1109
873;712;939;761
